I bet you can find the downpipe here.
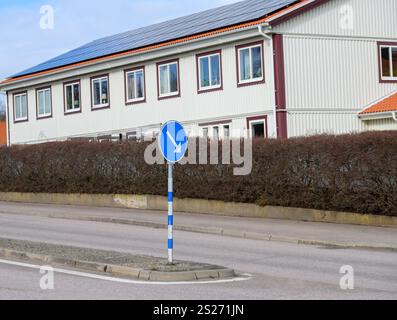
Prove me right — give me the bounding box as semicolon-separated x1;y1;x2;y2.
258;23;278;138
258;23;272;40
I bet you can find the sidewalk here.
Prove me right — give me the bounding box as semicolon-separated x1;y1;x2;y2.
0;201;396;251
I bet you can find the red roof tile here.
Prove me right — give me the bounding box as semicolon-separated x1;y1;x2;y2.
360;92;397;115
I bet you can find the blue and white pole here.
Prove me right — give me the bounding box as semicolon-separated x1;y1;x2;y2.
159;121;188;265
168;163;174;264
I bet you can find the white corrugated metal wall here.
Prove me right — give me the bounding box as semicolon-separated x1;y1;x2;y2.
274;0;397;137
283;36;394;136
363;118;397;131
287;111;364;136
273;0;397;39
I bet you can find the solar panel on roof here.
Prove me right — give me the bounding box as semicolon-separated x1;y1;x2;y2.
10;0;297;78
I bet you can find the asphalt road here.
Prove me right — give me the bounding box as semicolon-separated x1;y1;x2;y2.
0;209;396;300
0;201;395;248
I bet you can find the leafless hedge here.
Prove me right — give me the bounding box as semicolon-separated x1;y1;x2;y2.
0;131;396;216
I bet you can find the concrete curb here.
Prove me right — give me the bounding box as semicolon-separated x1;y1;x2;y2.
0;192;396;228
298;240;397;252
0;248;235;282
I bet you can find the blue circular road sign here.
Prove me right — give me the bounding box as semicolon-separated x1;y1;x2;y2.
159;121;188;163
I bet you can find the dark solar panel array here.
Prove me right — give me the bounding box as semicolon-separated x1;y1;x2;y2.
11;0;297;78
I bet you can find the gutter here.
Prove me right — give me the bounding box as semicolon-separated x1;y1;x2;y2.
358;111;397;121
0;24;265;90
257;23;272;41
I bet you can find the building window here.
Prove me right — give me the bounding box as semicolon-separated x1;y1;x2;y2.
252;122;265;138
213;126;219;140
197;51;222;92
199;121;232;140
236;42;264;86
91;75;110;109
223;125;230;139
126;131;138;141
13;92;28;122
36;87;52;119
202;127;209;139
64;81;81;114
247;116;268;139
379;44;397;81
157;60;180;99
125;67;145;104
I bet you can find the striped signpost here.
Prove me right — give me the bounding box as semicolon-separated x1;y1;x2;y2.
167;163;174;263
159;121;188;264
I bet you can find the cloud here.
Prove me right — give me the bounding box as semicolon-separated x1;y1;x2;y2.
0;0;241;80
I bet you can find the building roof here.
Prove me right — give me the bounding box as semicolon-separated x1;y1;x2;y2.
359;92;397;115
7;0;300;81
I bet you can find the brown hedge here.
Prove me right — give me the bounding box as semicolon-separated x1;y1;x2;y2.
0;131;396;216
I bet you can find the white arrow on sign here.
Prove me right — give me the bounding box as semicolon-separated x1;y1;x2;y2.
166;131;182;154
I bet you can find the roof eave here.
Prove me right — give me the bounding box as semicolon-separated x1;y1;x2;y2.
0;24;266;90
358;111;397;121
0;0;324;88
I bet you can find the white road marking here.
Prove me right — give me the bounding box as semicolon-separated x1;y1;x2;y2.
0;259;252;285
166;131;182;153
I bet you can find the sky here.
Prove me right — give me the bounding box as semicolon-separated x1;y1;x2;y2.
0;0;241;107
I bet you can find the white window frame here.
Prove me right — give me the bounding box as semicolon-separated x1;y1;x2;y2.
223;124;230;139
36;87;52;118
380;45;397;81
157;61;179;98
237;44;264;85
249;120;267;139
125;68;145;103
91;75;110;109
198;52;222;92
212;126;220;141
201;127;209;139
14;92;28;122
64;81;81;113
200;122;231;140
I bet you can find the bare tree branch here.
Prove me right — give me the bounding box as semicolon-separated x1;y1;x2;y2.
0;95;6;121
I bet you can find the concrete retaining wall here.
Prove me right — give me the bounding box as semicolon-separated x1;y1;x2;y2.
0;192;396;227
